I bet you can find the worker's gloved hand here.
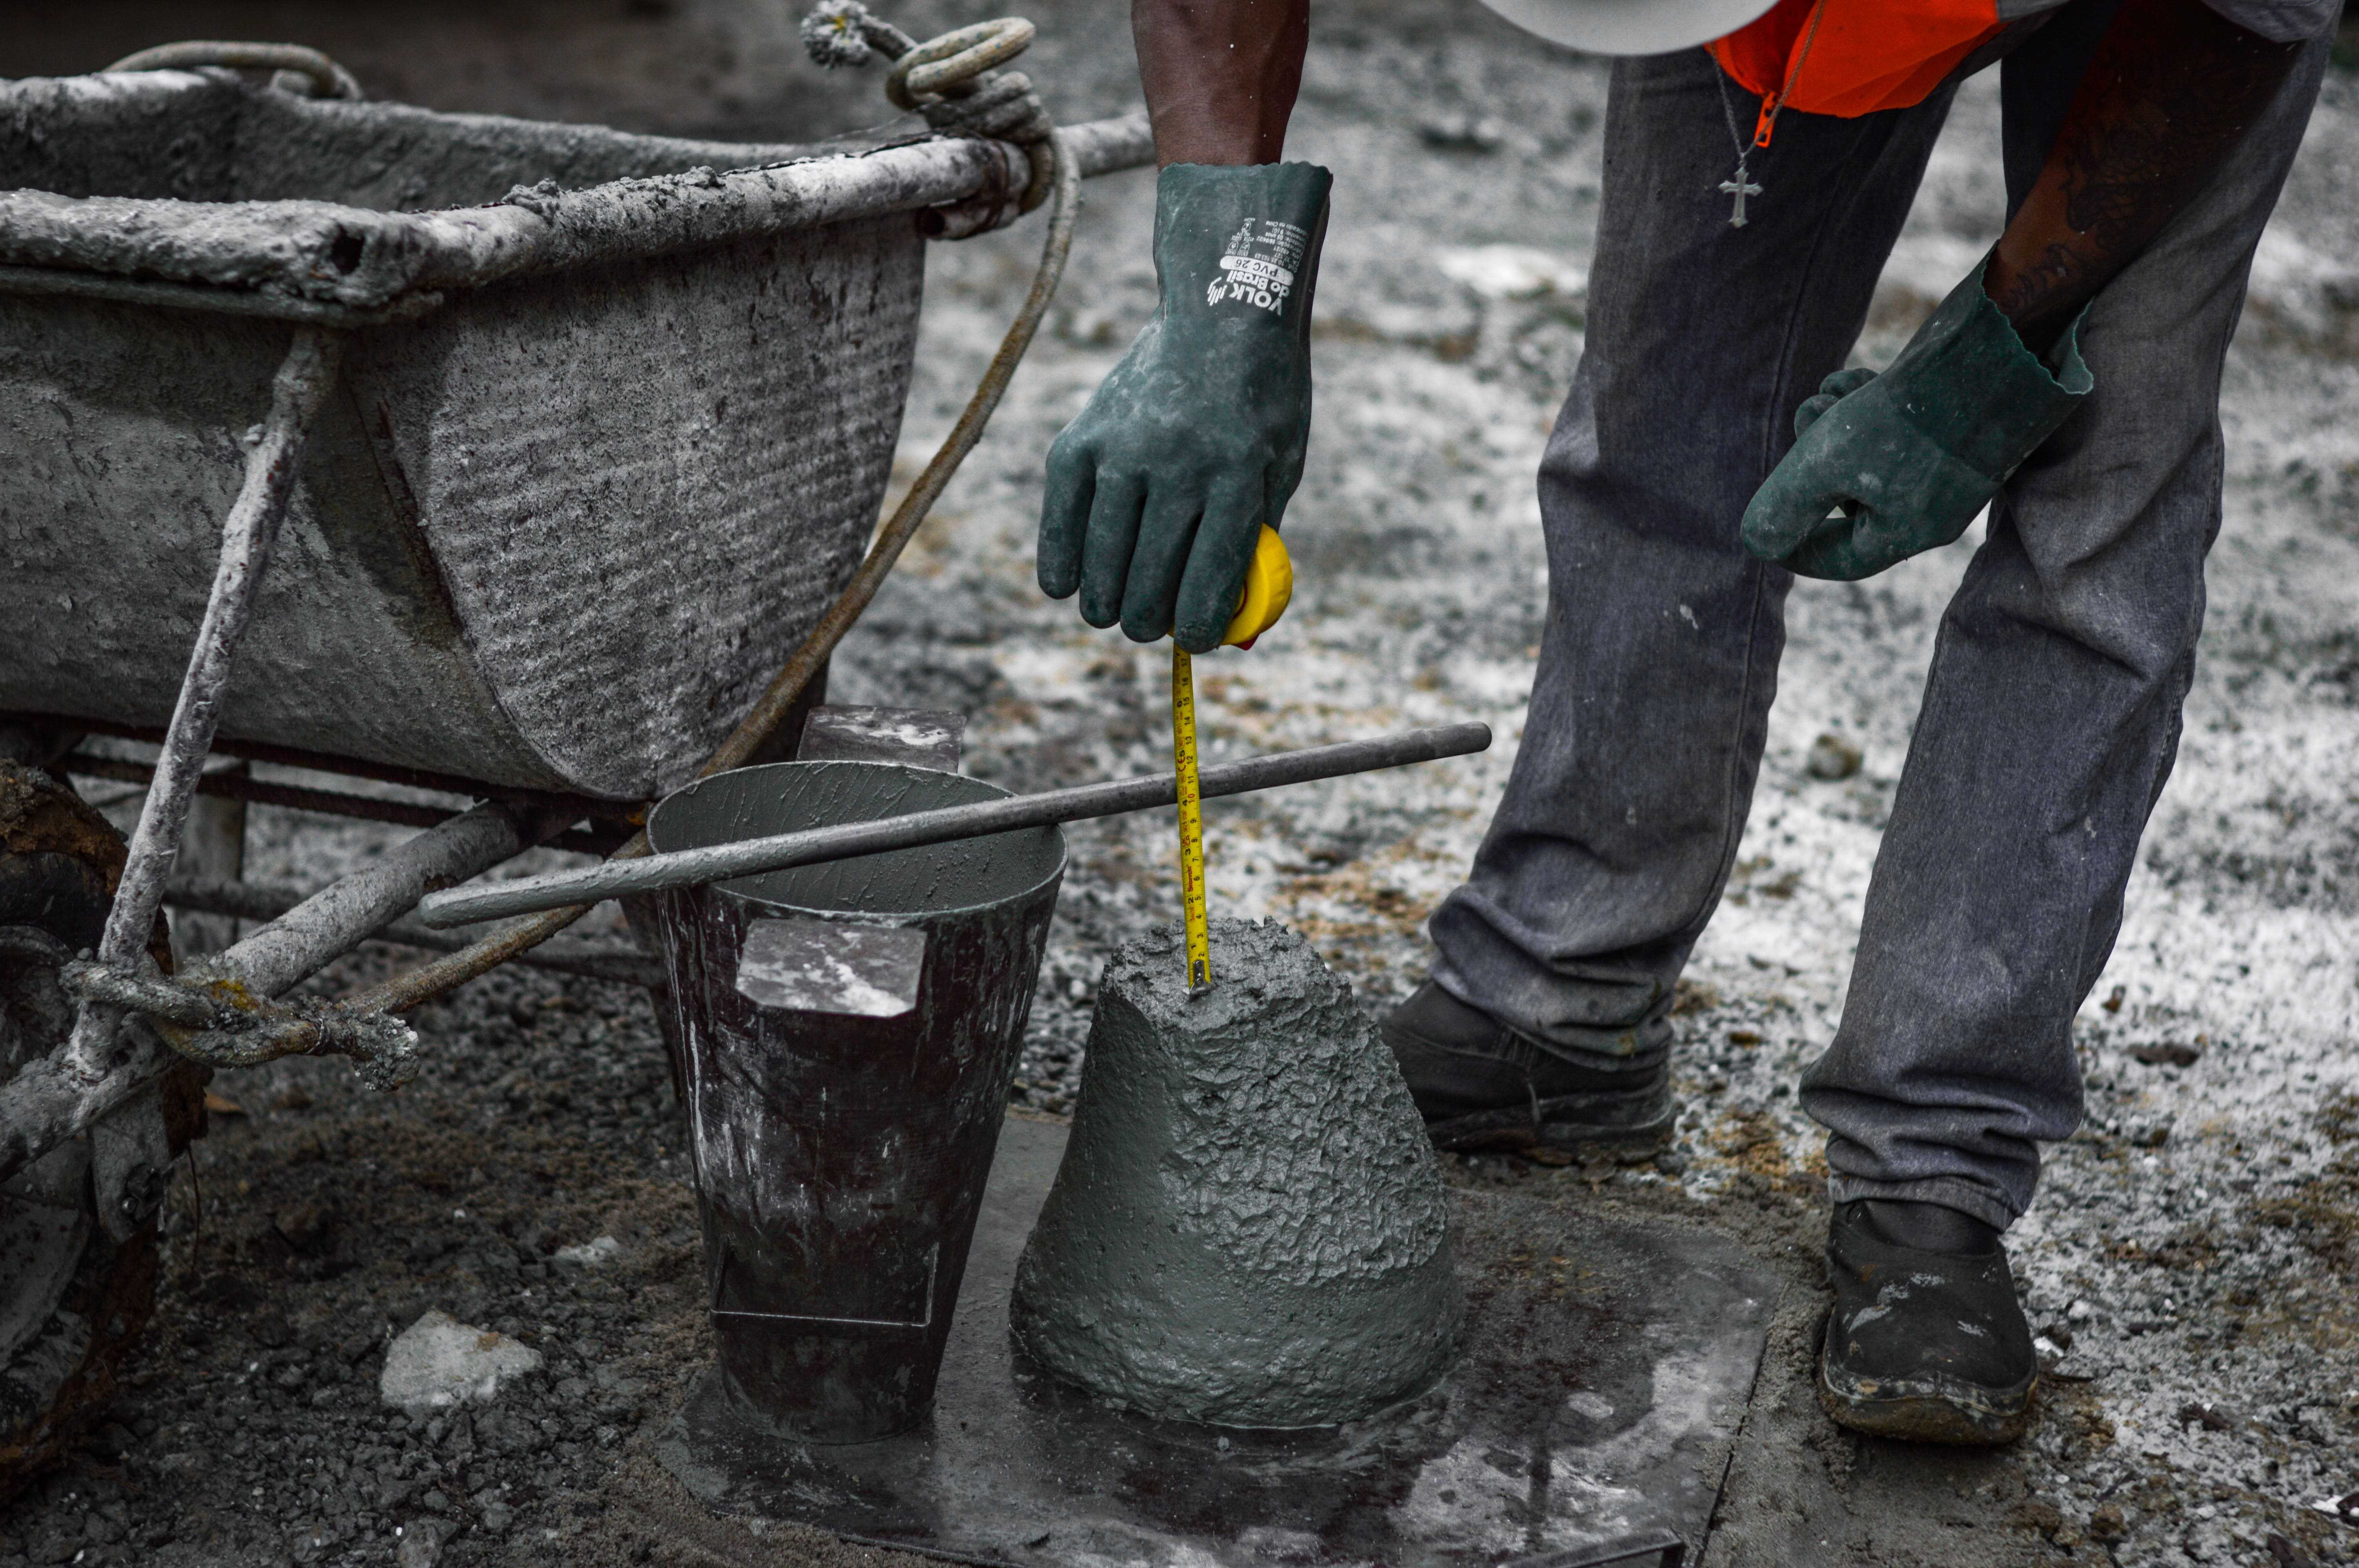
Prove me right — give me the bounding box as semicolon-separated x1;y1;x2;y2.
1741;257;2093;581
1038;161;1331;651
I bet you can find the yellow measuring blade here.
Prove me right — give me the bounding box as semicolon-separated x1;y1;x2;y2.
1165;528;1292;991
1170;643;1211;991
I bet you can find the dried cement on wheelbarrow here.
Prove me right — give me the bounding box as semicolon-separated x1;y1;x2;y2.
1009;918;1461;1427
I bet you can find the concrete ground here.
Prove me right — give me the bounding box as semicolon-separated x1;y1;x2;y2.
3;1;2356;1564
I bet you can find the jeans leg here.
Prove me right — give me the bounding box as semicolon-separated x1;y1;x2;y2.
1428;48;1958;1060
1801;28;2332;1229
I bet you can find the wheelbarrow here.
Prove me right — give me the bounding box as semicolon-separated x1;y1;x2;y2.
0;15;1162;1484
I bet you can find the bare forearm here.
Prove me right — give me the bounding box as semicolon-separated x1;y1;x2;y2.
1988;0;2301;351
1134;0;1309;166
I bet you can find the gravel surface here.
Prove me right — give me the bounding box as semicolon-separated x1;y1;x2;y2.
5;1;2359;1564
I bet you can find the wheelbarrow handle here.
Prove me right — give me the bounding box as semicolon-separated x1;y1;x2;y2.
1063;113;1156;178
416;721;1491;929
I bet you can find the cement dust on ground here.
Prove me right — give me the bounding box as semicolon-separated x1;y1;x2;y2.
2;1;2356;1565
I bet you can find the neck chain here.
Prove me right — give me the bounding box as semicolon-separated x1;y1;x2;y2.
1712;0;1831;229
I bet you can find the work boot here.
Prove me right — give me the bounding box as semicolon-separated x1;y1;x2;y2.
1379;982;1672;1156
1818;1199;2038;1445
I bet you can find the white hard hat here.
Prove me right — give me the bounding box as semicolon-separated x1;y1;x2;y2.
1474;0;1781;54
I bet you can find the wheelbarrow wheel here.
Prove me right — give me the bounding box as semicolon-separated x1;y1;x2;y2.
0;760;202;1498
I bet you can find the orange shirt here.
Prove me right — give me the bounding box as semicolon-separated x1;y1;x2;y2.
1710;0;2012;134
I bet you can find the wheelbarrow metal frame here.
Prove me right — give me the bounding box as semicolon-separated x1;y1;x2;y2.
0;104;1154;1215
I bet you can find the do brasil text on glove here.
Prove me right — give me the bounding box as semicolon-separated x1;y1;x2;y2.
1740;256;2093;582
1038;161;1331;652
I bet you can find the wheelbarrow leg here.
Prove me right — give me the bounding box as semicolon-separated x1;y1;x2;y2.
104;762;242;1239
63;327;344;1094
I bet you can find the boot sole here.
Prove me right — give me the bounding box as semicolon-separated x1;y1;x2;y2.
1815;1312;2037;1446
1422;1100;1675;1156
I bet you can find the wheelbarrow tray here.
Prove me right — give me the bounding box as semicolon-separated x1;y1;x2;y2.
0;68;1027;799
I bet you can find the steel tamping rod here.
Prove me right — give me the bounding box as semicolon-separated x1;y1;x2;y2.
416;721;1491;928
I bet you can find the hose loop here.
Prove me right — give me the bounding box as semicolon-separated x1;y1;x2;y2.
104;41;363;101
885;19;1037;108
805;4;1058;214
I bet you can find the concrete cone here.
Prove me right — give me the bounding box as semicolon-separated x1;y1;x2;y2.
1010;918;1461;1427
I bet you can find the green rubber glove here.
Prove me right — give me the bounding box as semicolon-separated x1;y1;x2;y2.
1038;161;1331;651
1741;257;2093;582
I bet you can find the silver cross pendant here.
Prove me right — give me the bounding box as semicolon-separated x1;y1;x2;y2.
1719;163;1761;229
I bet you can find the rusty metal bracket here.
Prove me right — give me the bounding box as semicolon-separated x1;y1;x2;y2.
89;1087;171;1244
179;1007;422;1091
59;957;421;1090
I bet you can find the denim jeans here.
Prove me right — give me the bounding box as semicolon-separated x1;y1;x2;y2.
1426;6;2329;1229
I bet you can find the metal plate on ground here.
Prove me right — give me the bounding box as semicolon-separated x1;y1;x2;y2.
656;1116;1778;1568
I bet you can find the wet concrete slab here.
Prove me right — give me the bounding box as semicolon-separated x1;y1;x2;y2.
656;1114;1780;1568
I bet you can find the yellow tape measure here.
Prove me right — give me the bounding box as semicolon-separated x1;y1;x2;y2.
1171;644;1211;991
1170;526;1293;991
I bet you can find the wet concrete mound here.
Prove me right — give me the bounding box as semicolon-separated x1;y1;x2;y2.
1010;918;1460;1427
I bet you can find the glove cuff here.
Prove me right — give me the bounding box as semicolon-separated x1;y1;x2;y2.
1891;252;2093;482
1153;162;1333;335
